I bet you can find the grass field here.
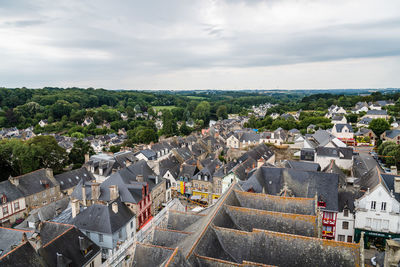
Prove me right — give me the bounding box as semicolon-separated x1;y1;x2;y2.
152;106;177;111
186;96;206;100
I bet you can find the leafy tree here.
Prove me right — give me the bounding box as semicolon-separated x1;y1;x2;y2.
369;118;390;137
27;136;68;173
193;101;211;123
216;105;228;120
179;122;191;136
69;139;94;167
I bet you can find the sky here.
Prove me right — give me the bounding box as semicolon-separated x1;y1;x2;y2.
1;0;400;90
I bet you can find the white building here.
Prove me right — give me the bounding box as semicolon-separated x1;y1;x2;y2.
354;169;400;244
335;188;359;243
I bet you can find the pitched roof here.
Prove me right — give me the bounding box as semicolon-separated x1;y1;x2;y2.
38;223;100;267
384;129;400;139
0;180;24;202
0;241;45;267
11;169;58;197
72;199;134;234
316;147;353;159
334;124;353;133
366;110;387;115
55;167;94;191
284;160;321;172
241;167;339;211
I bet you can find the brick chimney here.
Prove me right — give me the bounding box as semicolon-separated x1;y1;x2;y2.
109;185;119;201
71;199;80;218
136;175;144;182
91;182;100;200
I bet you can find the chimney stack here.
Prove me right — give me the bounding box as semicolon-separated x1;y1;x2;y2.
136;175;144;182
9;176;19;186
109;185;119;201
91;182;100;201
29;233;42;251
71;199;80;218
395;177;400;194
45;168;54;179
82;185;86;206
112;202;118;213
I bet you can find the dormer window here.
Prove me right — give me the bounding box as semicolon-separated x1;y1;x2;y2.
198;174;201;180
318;201;326;208
1;194;6;204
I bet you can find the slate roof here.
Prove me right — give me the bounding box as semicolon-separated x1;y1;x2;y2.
0;241;45;267
11;169;58;197
159;156;180;178
352;154;380;178
358;117;373;125
136;149;157;159
55;167;94;191
334;124;353;133
0;180;24;202
131;183;361;267
241;166;339;211
239;132;260;142
384;129;400;139
322;160;347;186
283;160;321;172
0;228;33;256
338;188;362;213
38;223;100;267
72;199;134;234
312;130;334;147
316;147;353;159
366;110;387;115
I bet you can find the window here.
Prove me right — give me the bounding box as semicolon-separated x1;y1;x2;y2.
343;209;349;217
372;219;381;230
382;220;389;230
130;221;133;229
371;201;376;210
347;236;353;243
338;235;345;242
342;221;349;230
89;261;94;267
14;202;19;211
381;202;387;211
2;206;8;215
99;234;103;242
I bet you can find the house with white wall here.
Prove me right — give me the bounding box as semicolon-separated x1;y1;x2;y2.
354;167;400;245
315;147;353;170
0;180;26;227
335;188;361;243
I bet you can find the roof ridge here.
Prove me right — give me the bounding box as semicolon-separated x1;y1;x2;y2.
0;226;33;233
0;241;28;260
42;225;74;248
12;168;46;179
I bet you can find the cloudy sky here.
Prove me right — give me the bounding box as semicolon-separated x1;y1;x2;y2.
1;0;400;90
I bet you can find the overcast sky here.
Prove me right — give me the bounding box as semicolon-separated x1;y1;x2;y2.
1;0;400;90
